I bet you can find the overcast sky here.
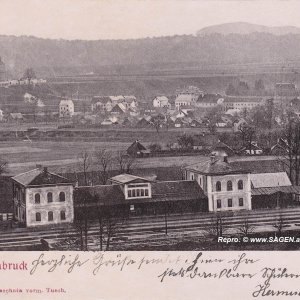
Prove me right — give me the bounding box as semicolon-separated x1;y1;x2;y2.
0;0;300;40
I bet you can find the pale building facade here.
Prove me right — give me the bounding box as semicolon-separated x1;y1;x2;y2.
183;156;252;212
12;168;74;227
153;96;170;108
59;99;75;118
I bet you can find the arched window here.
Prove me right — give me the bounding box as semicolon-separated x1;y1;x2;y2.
35;193;40;204
48;211;53;221
216;181;221;192
238;180;244;190
60;211;66;220
227;181;233;191
47;192;53;203
59;192;65;202
36;212;41;222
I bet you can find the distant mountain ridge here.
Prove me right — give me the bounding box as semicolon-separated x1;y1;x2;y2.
1;24;300;77
197;22;300;36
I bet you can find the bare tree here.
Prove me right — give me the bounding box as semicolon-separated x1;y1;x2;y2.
78;151;92;185
73;189;92;251
102;206;128;250
116;151;136;174
151;115;165;134
237;217;255;237
203;214;227;240
278;118;300;185
273;214;285;236
239;124;256;154
95;149;113;185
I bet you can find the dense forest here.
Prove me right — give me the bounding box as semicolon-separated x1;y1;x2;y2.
1;32;300;77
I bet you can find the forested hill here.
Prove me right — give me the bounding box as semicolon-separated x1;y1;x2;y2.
1;32;300;77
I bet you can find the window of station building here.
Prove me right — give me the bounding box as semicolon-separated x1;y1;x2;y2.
238;180;244;190
127;183;150;198
48;211;53;221
36;212;41;222
59;192;65;202
191;174;194;180
60;211;66;220
217;199;221;209
228;199;233;207
35;193;40;204
128;188;150;198
227;181;233;191
216;181;221;192
47;192;53;203
239;198;244;207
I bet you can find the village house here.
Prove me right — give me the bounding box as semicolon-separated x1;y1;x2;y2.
239;142;264;155
192;134;219;151
123;96;137;110
127;140;150;157
11;167;74;227
91;96;113;112
270;138;289;156
196;94;224;108
224;96;264;110
176;86;204;98
59;99;74;118
153;96;170;108
275;83;296;97
175;94;196;110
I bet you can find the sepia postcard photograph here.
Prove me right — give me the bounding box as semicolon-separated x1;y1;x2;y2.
1;0;300;299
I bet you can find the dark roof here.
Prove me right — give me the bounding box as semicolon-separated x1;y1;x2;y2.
151;180;205;202
127;140;147;154
197;94;223;103
192;134;220;147
185;158;250;175
224;96;263;103
212;141;235;156
111;104;125;114
230;160;285;174
252;186;300;196
275;83;296;88
91;96;111;104
74;185;125;206
240;143;263;151
136;118;151;127
74;180;206;206
12;168;73;187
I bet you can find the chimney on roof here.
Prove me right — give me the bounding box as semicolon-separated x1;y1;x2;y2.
43;167;48;173
210;154;216;164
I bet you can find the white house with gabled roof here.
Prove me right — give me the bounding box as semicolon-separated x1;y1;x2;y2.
12;167;74;227
59;99;74;118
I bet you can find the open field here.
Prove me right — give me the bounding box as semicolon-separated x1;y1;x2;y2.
0;139;280;175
